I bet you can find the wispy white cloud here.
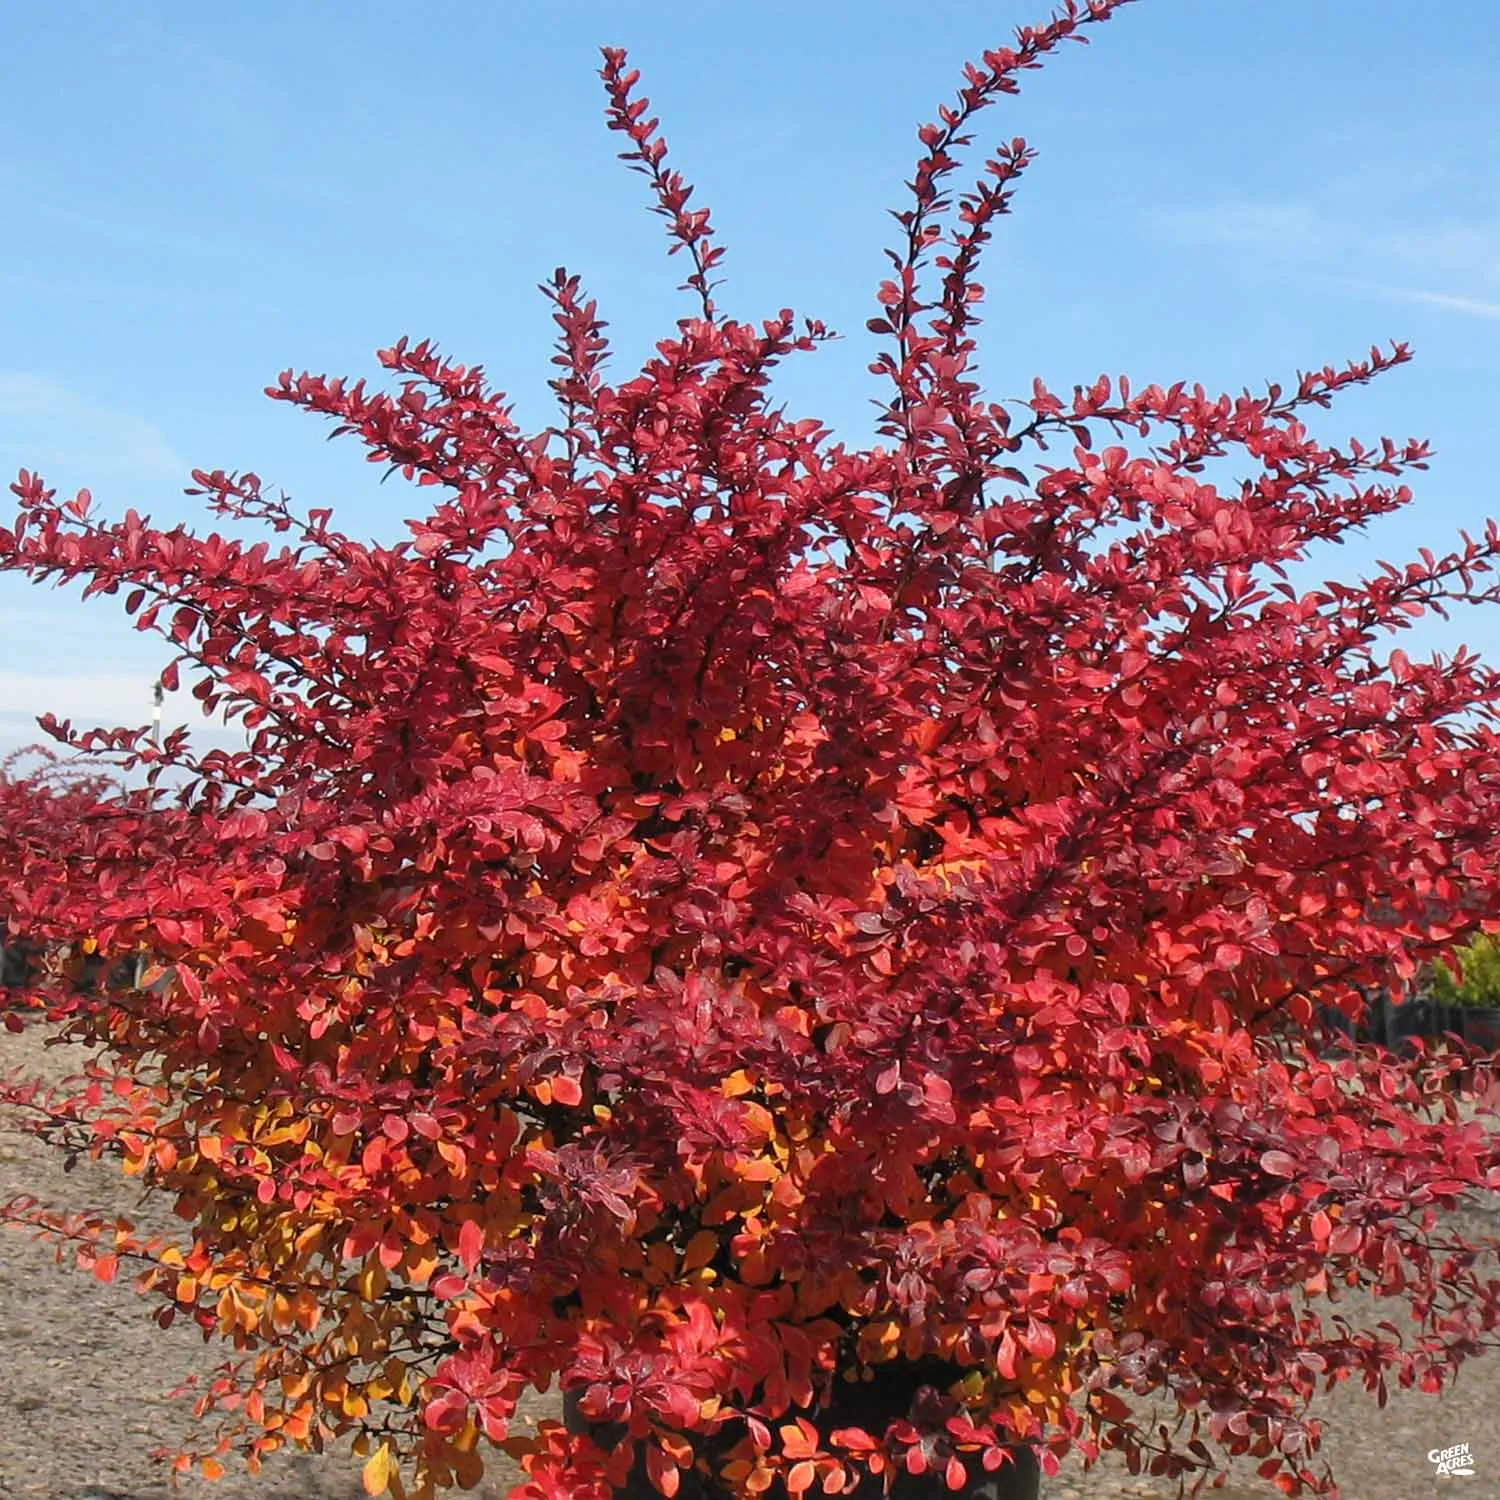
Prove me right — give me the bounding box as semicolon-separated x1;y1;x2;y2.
0;372;188;487
1160;197;1500;324
1366;286;1500;321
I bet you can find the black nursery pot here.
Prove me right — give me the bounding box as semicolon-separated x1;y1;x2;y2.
563;1364;1041;1500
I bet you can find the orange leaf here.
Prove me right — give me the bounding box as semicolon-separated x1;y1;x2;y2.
683;1230;719;1272
646;1443;680;1498
780;1420;820;1460
786;1461;817;1494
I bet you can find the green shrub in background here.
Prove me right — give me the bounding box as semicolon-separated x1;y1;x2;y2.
1432;934;1500;1007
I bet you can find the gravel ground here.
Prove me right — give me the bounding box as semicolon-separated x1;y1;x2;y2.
3;1021;1497;1499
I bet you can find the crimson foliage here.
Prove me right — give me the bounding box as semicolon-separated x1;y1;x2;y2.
4;3;1500;1496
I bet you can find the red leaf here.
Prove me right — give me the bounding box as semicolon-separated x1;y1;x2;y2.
458;1219;484;1273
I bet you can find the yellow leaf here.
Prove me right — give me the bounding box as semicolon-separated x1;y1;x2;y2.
295;1222;328;1255
358;1259;389;1301
363;1442;396;1496
368;1356;407;1403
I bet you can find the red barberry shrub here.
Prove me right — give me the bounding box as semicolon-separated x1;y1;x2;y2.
4;2;1500;1496
0;745;125;1018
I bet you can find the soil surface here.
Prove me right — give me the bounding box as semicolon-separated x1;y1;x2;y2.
3;1020;1496;1499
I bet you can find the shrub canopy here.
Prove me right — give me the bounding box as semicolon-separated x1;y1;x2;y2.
5;3;1500;1497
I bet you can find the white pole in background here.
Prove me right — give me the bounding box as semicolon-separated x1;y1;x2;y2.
136;679;167;991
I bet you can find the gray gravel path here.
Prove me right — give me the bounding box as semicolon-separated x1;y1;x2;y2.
4;1024;1497;1498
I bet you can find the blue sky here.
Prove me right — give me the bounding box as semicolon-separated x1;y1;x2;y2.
1;0;1497;759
